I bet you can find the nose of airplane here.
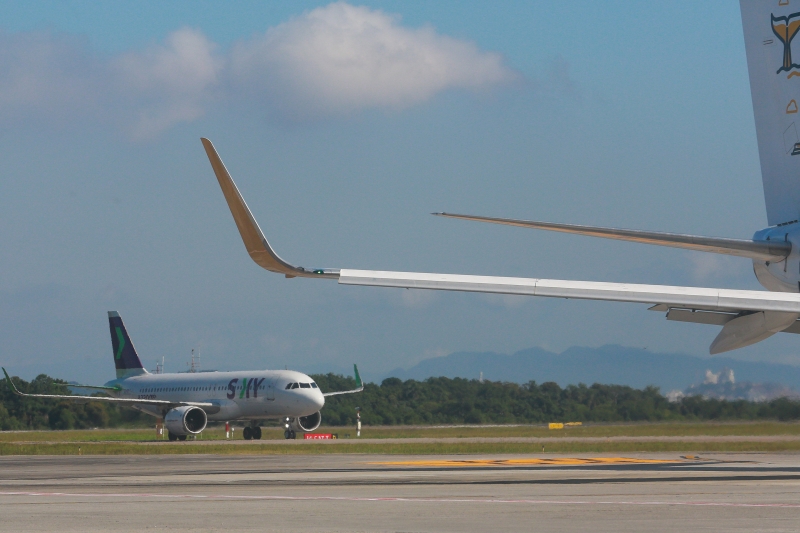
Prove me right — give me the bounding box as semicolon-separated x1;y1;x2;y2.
312;389;325;411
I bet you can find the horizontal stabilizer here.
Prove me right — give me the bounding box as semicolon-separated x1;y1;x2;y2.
433;213;791;262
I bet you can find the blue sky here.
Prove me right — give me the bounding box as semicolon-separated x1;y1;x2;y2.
2;1;794;385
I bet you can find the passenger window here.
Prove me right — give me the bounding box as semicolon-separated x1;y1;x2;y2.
311;383;318;389
300;383;310;388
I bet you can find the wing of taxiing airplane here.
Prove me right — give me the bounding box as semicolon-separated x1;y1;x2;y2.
201;138;800;354
2;368;214;409
323;364;365;397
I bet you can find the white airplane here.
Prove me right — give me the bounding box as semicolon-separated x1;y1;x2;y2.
3;312;363;440
200;2;800;356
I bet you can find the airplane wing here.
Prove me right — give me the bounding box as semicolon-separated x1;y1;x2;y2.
323;364;364;397
67;383;120;392
432;212;791;262
336;270;800;314
201;138;800;353
201;138;338;279
2;368;214;409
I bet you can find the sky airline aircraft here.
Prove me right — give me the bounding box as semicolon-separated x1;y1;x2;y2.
3;312;363;440
201;2;800;356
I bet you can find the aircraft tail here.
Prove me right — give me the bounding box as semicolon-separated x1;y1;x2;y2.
108;311;147;379
741;1;800;226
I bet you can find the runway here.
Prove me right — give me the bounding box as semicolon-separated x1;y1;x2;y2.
2;453;799;532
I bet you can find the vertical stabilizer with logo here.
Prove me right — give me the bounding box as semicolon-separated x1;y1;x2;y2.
108;311;148;379
741;1;800;225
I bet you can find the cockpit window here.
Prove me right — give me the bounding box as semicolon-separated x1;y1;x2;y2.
299;383;311;388
310;383;318;389
291;383;299;389
285;383;293;389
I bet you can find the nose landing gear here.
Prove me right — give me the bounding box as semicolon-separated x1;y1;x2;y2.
283;417;296;439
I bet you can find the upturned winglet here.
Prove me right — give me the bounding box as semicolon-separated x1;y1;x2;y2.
201;138;339;279
323;364;365;397
2;368;21;395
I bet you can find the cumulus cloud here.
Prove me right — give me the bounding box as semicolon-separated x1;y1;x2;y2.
0;2;516;137
112;28;222;138
229;2;516;120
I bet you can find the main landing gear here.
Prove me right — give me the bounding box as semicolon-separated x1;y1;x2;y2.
243;425;262;440
167;431;187;442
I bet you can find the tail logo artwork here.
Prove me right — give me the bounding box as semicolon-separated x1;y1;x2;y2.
772;12;800;75
114;327;125;360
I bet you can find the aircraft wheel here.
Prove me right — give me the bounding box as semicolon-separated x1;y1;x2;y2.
289;430;296;440
177;435;187;441
253;426;262;440
168;432;178;442
284;429;291;439
243;426;253;440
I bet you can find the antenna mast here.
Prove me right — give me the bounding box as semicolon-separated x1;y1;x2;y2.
189;348;200;373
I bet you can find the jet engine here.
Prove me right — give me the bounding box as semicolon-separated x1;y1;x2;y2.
291;411;322;433
164;406;208;435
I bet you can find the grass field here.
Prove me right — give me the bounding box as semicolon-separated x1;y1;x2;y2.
2;421;800;455
3;421;800;442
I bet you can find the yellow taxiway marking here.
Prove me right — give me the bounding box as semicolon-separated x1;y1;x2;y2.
371;457;686;467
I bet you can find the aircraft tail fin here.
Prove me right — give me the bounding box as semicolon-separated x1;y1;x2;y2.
741;1;800;226
108;311;148;379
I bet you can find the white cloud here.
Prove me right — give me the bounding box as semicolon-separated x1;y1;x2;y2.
229;2;517;120
112;28;222;138
0;3;516;136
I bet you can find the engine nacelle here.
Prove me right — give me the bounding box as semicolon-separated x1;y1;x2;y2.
164;406;208;435
291;411;322;433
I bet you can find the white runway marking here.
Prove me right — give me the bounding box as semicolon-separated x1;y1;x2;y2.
1;491;798;508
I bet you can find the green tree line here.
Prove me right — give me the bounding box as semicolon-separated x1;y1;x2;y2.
315;374;800;425
3;372;800;430
0;374;148;430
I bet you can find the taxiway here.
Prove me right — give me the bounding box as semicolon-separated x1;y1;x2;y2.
1;453;799;532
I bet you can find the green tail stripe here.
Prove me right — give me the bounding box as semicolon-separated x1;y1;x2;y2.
239;377;248;399
114;327;126;360
354;364;362;388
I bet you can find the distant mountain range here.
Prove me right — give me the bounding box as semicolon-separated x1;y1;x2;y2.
382;345;800;393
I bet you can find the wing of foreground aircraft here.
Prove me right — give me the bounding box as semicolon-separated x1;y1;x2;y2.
201;138;800;355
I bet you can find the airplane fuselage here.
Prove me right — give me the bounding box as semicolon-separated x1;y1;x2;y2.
753;224;800;293
105;369;324;422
